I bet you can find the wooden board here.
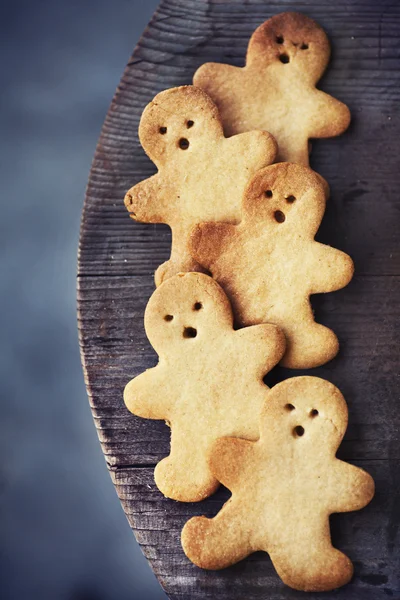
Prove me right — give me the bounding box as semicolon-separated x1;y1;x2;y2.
77;0;400;597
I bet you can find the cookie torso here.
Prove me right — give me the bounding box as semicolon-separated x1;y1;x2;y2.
161;136;265;226
206;64;317;164
211;220;314;325
161;334;267;441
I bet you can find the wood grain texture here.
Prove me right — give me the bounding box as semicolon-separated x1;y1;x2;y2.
77;0;400;597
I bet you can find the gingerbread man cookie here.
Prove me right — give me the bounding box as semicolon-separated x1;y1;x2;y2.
124;85;277;286
182;376;375;592
190;162;354;369
124;272;285;502
194;12;350;165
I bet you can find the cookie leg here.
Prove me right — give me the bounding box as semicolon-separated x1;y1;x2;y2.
182;500;253;569
154;259;179;287
154;433;218;502
154;255;207;287
154;225;209;286
270;541;353;592
276;136;309;166
280;307;339;369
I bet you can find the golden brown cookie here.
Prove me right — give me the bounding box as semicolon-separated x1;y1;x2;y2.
190;162;354;369
193;12;350;165
124;85;277;286
182;376;375;592
124;272;285;502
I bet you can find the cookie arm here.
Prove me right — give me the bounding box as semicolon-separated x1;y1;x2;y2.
235;324;286;376
328;460;375;513
307;243;354;294
124;174;176;224
209;437;255;489
182;497;253;570
189;222;237;271
308;90;351;139
124;366;169;420
225;130;277;169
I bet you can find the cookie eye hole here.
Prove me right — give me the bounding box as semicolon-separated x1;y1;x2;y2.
164;314;173;322
265;190;273;198
310;409;319;417
285;403;295;411
293;425;305;437
183;326;197;338
276;35;284;44
301;43;309;50
279;54;290;64
159;126;167;134
179;138;190;150
193;302;203;311
274;210;286;223
285;195;296;203
186;120;194;128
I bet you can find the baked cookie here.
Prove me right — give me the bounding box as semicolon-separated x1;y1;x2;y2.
124;85;277;286
182;376;375;592
124;272;285;502
193;12;350;165
190;162;354;369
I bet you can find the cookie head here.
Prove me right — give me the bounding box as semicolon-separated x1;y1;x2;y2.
242;162;325;234
144;272;233;354
138;86;223;166
261;377;348;452
247;12;330;83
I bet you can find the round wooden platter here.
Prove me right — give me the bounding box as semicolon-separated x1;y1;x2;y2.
77;0;400;598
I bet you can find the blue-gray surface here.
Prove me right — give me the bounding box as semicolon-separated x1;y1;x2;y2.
0;0;166;598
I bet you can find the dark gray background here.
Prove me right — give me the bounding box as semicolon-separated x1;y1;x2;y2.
0;0;165;598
